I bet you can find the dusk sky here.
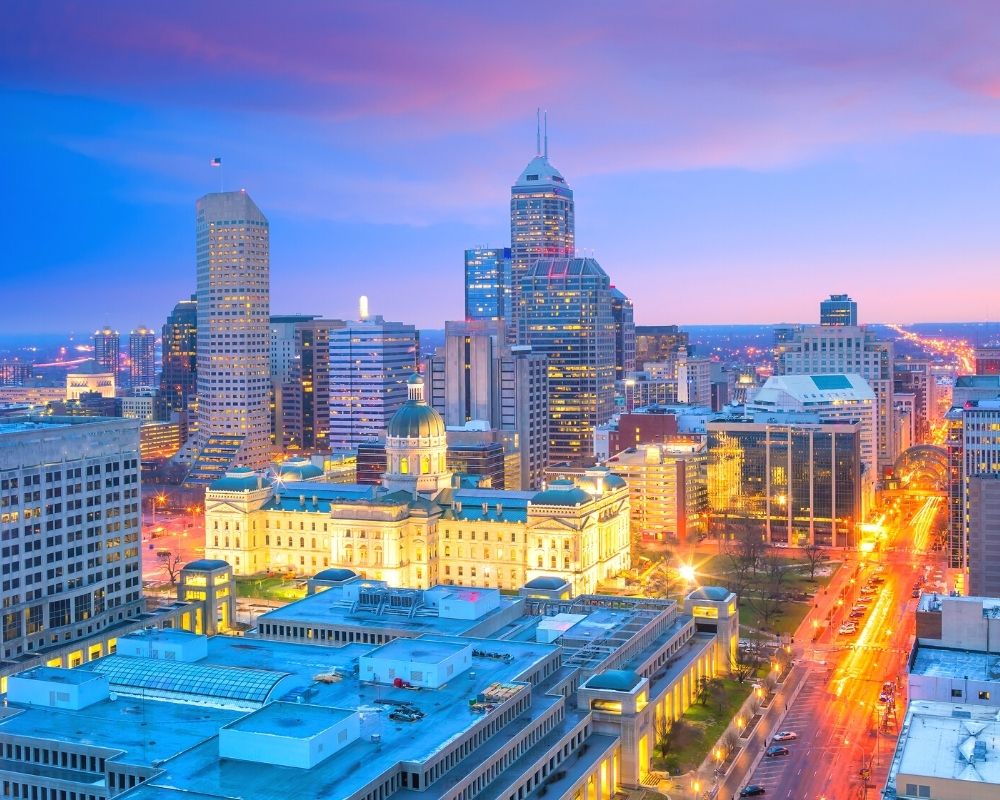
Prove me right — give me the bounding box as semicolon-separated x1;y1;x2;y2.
4;1;1000;332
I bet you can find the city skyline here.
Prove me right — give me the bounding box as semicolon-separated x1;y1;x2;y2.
6;2;1000;331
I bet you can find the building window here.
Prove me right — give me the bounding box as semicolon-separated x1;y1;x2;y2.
979;691;991;700
952;689;963;698
400;457;409;474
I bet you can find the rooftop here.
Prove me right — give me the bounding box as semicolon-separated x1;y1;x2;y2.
224;701;355;737
891;700;1000;788
911;647;1000;681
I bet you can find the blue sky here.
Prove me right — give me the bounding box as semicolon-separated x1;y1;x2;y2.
3;1;1000;332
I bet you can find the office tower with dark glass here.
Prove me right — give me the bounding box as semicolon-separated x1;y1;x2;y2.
0;416;144;660
820;294;858;326
92;326;120;376
328;315;418;449
635;325;689;370
509;121;574;340
127;326;156;389
610;287;636;382
464;247;511;322
160;296;197;413
185;191;271;481
518;257;615;465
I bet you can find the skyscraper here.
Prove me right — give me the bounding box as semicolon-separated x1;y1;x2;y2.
187;191;271;479
777;323;896;471
610;287;636;382
635;325;689;370
464;247;511;322
820;294;858;326
425;320;549;489
160;295;197;413
328;315;418;449
92;326;120;376
510;116;574;341
518;257;615;465
127;326;156;388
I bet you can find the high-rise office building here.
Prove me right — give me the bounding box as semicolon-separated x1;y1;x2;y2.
776;323;896;472
425;320;549;489
509;121;574;340
329;315;418;449
0;416;144;660
894;359;935;444
635;325;689;369
820;294;858;326
968;475;1000;598
464;247;511;322
127;326;156;389
518;257;615;465
185;191;271;481
0;361;31;387
160;295;197;413
707;414;862;547
269;316;345;451
610;287;636;382
974;346;1000;375
92;326;120;377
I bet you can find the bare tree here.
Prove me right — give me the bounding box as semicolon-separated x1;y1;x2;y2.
722;728;742;760
802;543;828;581
730;647;762;684
655;714;672;759
749;552;789;630
696;675;726;709
723;519;766;604
159;551;184;584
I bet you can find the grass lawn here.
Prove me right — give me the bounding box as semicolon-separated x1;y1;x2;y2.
653;678;751;775
736;598;810;637
234;575;307;602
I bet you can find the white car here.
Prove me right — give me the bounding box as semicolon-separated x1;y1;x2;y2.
839;623;858;635
772;731;798;742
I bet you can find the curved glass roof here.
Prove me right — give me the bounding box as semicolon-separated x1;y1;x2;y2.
85;656;289;706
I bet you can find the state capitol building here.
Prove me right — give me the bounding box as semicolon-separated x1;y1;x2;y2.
204;376;631;595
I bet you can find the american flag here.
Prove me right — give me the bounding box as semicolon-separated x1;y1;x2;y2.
210;157;222;167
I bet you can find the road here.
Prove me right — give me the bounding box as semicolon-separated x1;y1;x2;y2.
733;497;944;800
141;506;206;585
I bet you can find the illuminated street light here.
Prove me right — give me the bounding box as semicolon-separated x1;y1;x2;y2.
678;563;696;584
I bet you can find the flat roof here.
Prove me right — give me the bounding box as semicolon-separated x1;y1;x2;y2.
894;700;1000;785
224;701;354;737
911;647;1000;681
14;666;104;686
259;583;520;635
366;638;469;664
0;420;70;435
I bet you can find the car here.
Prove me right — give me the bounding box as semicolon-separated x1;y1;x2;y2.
772;731;798;742
740;786;766;797
849;609;866;619
765;745;790;757
839;624;858;635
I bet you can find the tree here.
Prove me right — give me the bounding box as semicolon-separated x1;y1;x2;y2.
802;543;828;581
159;551;184;584
749;552;789;630
696;675;725;709
655;714;672;759
722;728;742;760
730;647;762;684
723;519;766;604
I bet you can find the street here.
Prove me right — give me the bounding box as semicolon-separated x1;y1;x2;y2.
734;496;944;800
141;502;206;585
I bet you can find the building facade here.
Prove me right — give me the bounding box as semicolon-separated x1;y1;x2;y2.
518;257;615;466
968;475;1000;598
634;326;689;370
509;137;574;341
127;326;157;389
0;416;144;662
92;326;120;377
610;288;636;383
464;247;511;322
187;191;272;477
819;293;857;326
776;323;896;472
425;320;549;489
160;295;197;414
606;441;708;545
329;316;418;449
707;415;862;547
894;359;934;444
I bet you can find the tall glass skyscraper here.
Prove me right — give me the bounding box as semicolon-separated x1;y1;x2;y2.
187;191;271;475
93;326;120;376
610;287;636;381
510;130;574;341
160;295;197;412
128;326;157;388
518;257;615;465
464;247;511;321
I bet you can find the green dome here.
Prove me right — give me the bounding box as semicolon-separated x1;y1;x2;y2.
688;586;731;602
531;487;591;506
387;400;446;439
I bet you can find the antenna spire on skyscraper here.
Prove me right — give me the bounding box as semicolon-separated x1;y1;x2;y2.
536;108;541;156
544;110;548;158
